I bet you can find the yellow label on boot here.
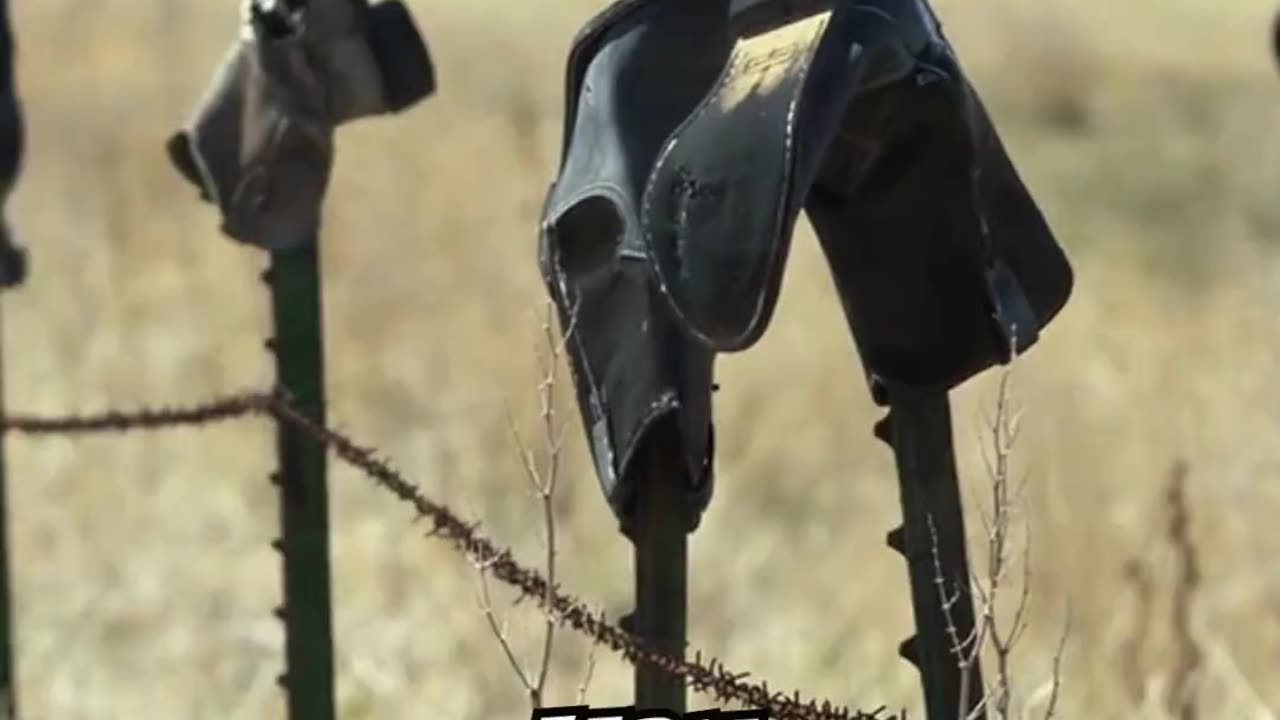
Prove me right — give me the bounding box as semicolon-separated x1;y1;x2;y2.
717;11;832;112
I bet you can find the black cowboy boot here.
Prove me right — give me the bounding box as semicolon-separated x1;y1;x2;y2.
545;0;1072;715
539;1;732;709
633;2;1072;717
802;5;1071;718
540;0;727;535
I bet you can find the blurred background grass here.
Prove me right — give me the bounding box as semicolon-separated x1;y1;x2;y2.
4;0;1280;717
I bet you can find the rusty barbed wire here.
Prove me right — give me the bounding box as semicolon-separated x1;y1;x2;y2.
1;393;270;433
0;390;898;720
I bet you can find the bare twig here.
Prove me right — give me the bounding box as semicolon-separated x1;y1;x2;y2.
576;645;598;705
1120;557;1154;706
1041;609;1071;720
928;515;986;720
936;334;1070;720
990;344;1023;718
483;300;575;709
533;300;569;699
476;558;536;693
1165;461;1202;720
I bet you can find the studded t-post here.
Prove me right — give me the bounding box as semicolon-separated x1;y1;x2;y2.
166;1;435;718
263;241;337;720
873;386;986;720
0;0;24;714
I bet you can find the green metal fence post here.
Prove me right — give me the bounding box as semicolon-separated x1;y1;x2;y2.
0;0;26;712
265;241;336;720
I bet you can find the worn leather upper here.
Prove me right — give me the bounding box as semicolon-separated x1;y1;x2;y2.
539;0;727;531
167;0;435;249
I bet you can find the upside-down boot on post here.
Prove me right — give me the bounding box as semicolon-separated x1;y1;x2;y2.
0;1;20;715
800;3;1073;718
538;1;733;710
631;2;1071;717
166;0;435;251
166;3;435;720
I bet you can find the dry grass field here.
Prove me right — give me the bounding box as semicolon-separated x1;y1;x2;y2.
4;0;1280;717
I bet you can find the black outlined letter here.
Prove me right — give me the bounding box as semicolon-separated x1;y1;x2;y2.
583;705;637;720
532;705;768;719
631;709;680;720
533;706;586;720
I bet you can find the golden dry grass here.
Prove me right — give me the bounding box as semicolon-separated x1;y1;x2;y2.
4;0;1280;717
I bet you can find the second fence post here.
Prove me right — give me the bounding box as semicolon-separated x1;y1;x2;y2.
166;2;436;718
